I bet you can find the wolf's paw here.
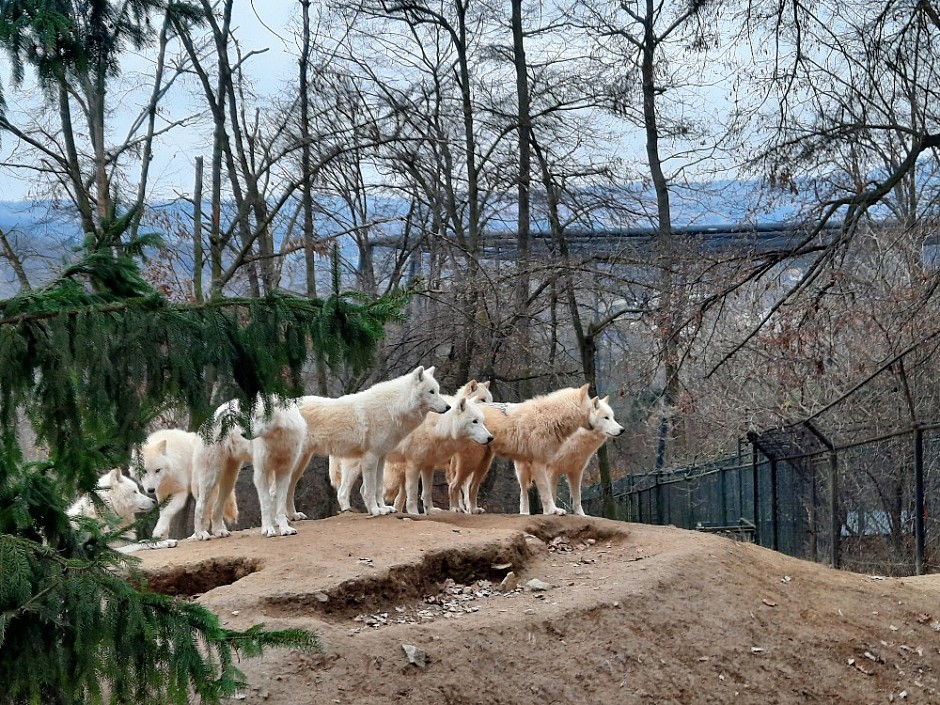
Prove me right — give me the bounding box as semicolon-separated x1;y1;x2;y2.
288;511;307;521
278;525;298;536
212;528;231;538
261;526;278;538
189;530;213;541
163;539;178;549
471;507;487;514
426;506;444;515
373;504;396;516
547;507;567;516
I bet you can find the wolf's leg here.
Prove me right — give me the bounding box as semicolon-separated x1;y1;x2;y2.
447;457;468;512
460;478;471;513
394;485;406;512
466;450;494;514
210;455;242;538
190;453;219;540
336;458;361;513
286;450;313;521
372;457;387;510
420;466;441;514
252;454;279;538
152;492;189;539
405;462;421;515
515;461;532;515
271;467;297;536
568;469;587;516
533;463;566;515
360;454;395;515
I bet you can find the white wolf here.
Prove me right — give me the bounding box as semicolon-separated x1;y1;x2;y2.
136;428;237;539
294;366;450;516
190;401;254;540
333;385;494;515
67;467;177;554
514;396;624;515
447;384;599;515
377;379;494;514
247;397;308;538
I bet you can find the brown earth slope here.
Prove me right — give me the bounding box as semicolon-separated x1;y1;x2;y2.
137;514;940;705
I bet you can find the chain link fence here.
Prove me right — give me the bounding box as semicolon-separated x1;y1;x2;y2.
580;425;940;576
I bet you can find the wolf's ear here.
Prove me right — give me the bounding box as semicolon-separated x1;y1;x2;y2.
602;395;610;405
109;467;124;483
458;397;467;412
579;383;590;401
480;380;491;390
425;366;436;378
413;365;426;381
592;396;601;409
466;379;478;393
156;439;168;456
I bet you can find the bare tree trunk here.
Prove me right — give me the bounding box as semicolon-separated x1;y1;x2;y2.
640;1;679;470
131;14;172;242
193;156;205;303
511;0;531;313
0;228;31;291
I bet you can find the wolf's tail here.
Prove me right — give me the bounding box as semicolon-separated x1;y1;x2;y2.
223;491;239;524
328;455;341;488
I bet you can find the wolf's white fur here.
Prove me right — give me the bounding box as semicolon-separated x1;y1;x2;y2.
136;428;235;539
376;380;494;514
514;396;624;515
68;467;177;554
296;366;449;516
249;398;308;538
190;401;254;540
333;379;492;512
447;384;594;514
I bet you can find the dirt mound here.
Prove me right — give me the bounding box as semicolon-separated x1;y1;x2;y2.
135;513;940;705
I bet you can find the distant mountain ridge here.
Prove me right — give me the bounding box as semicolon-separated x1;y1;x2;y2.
0;181;810;297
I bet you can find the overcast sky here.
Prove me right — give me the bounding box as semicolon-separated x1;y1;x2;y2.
0;1;304;203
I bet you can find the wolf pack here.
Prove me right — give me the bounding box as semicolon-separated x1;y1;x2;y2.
68;366;624;552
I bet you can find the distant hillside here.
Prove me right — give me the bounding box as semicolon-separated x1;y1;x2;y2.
0;181;809;297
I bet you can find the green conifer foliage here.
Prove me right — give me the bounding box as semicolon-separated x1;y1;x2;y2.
0;239;406;703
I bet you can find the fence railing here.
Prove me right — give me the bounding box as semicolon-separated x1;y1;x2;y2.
579;425;940;576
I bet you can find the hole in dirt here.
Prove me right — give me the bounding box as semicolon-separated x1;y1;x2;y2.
264;533;534;619
519;515;626;546
143;557;263;598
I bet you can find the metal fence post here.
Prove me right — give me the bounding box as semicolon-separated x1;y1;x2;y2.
915;427;925;576
655;472;663;525
770;458;779;551
752;445;761;546
829;451;840;569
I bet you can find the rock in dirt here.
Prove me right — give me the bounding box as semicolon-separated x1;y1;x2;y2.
402;644;428;668
500;571;519;591
525;578;553;592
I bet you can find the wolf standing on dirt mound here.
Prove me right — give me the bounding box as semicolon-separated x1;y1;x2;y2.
448;384;601;514
514;396;624;515
136;428;236;539
291;366;450;516
333;380;495;515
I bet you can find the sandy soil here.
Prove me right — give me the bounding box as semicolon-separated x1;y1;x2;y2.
136;513;940;705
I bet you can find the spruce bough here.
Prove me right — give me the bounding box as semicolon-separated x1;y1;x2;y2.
0;237;406;704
